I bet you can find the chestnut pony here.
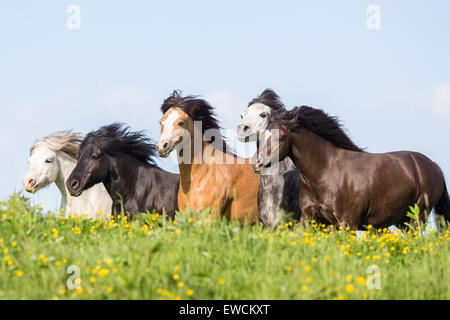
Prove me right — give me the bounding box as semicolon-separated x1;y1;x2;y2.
156;91;259;223
252;107;450;229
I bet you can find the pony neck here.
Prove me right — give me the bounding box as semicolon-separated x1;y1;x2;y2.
177;140;232;192
54;151;77;211
178;140;213;170
104;152;148;200
288;128;340;182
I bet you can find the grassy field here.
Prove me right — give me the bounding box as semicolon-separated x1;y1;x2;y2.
0;193;449;300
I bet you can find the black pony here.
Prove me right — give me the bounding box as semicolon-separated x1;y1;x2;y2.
66;123;179;219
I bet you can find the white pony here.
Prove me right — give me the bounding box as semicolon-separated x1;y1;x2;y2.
237;89;301;228
23;131;112;220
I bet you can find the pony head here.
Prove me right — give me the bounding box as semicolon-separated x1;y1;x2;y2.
237;89;285;142
24;131;81;192
251;120;293;174
157;90;235;159
66;123;157;197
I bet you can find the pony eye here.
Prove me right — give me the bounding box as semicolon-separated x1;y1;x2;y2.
178;121;184;127
45;159;53;163
260;113;267;118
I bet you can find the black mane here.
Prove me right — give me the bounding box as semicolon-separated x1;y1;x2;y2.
248;89;285;110
269;106;364;152
82;123;159;166
161;90;236;156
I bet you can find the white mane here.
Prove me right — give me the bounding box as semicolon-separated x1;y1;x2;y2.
30;130;83;159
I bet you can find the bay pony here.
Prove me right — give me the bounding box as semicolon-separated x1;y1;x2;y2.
156;91;259;223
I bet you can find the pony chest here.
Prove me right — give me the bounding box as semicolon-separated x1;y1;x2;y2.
179;170;228;208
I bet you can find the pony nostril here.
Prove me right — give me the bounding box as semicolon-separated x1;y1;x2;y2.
25;178;35;190
71;180;80;190
244;125;249;131
163;142;168;150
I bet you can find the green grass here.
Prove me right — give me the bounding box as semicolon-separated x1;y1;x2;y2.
0;193;449;300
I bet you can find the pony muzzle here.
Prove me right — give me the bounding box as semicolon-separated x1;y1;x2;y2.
156;137;178;158
252;159;268;173
237;124;251;142
156;140;175;158
23;177;38;193
66;177;84;197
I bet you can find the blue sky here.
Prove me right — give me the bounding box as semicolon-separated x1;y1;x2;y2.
1;1;449;211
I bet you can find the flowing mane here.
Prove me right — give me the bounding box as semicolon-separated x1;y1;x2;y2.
248;89;286;110
161;90;236;156
270;106;364;152
30;131;82;158
82;123;159;166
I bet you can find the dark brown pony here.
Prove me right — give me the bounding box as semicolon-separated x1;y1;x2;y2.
252;106;450;229
156;91;260;223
